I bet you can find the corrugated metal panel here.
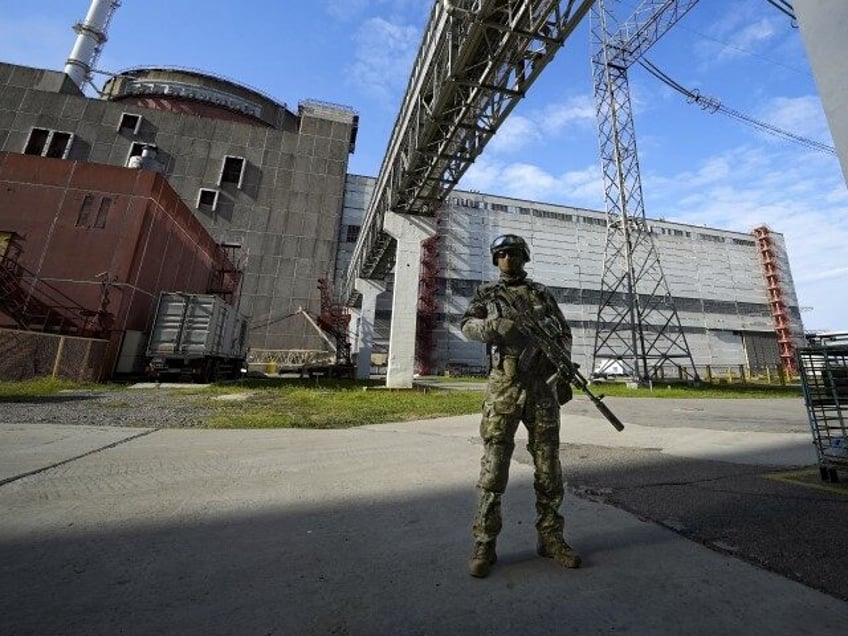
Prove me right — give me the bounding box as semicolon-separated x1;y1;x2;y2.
147;292;247;359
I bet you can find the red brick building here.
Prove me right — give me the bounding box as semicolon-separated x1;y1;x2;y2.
0;151;237;377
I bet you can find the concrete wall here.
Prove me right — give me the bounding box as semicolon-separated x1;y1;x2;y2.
0;62;357;352
794;0;848;186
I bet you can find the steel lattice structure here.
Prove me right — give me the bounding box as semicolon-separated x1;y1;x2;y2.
342;0;594;304
590;0;701;383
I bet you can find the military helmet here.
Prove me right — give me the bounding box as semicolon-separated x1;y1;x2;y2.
490;234;531;265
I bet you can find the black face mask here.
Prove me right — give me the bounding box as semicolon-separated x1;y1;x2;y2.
499;270;527;286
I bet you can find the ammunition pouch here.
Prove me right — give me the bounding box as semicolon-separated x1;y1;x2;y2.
556;377;573;405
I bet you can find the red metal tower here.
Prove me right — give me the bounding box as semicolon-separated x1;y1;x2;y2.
416;234;440;376
753;225;796;374
317;277;352;366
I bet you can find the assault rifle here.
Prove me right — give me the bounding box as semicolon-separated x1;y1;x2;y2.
497;295;625;432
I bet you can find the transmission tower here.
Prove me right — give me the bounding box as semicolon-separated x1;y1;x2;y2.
590;0;701;383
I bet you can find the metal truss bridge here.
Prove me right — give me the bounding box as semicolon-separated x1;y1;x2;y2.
341;0;595;305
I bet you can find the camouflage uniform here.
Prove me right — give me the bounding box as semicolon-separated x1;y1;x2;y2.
462;263;580;576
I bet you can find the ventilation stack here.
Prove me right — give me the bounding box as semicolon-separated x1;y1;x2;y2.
64;0;122;91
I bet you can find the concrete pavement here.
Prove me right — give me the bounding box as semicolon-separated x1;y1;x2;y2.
0;400;845;635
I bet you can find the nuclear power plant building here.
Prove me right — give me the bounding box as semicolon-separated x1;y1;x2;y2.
336;175;804;377
0;62;358;361
0;58;804;379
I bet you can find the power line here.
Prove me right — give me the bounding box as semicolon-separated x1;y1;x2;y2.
638;58;835;155
674;23;808;77
764;0;796;22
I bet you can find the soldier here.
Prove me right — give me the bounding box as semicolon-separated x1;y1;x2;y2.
460;234;581;578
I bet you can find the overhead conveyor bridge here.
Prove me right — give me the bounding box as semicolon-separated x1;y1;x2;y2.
342;0;595;387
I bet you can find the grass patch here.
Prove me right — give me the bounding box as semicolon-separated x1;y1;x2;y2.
0;375;802;428
422;376;801;398
586;381;802;399
195;377;801;429
0;376;105;397
200;378;483;429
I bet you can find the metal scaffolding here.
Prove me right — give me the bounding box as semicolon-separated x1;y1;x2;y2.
753;225;797;374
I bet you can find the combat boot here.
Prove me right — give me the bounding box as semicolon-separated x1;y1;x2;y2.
537;535;581;569
468;541;497;578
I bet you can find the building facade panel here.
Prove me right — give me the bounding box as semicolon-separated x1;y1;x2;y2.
337;175;804;376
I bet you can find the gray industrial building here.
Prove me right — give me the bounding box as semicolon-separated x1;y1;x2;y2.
336;174;804;377
0;56;803;378
0;61;357;354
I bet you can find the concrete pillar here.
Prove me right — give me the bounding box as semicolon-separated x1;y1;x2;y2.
383;212;437;388
794;1;848;185
354;278;386;380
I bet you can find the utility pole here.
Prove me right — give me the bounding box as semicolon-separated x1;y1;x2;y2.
590;0;701;383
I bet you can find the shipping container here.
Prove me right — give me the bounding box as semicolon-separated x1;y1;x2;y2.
146;292;248;382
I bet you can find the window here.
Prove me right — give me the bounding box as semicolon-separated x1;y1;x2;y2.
76;195;112;229
218;155;246;188
23;127;74;159
581;216;605;226
24;128;49;155
345;224;361;243
118;113;142;135
93;198;111;228
126;142;148;166
0;231;12;258
197;188;219;212
45;132;73;158
76;195;94;227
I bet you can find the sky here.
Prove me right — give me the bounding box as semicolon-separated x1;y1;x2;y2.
0;0;845;331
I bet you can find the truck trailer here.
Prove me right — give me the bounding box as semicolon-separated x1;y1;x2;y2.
146;292;248;383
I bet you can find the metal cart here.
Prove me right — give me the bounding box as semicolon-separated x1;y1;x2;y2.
797;332;848;482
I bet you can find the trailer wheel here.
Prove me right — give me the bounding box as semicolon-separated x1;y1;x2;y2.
206;360;219;384
194;359;215;384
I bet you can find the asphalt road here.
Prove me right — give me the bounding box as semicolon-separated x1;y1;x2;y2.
546;396;848;601
2;389;847;634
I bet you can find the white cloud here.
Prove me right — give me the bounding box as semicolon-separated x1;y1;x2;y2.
461;156;602;206
757;95;833;145
483;95;596;155
347;17;420;104
486;115;542;154
693;7;784;69
540;95;596;131
646;144;848;331
722;18;777;58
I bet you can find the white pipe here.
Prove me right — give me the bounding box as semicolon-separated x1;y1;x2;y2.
64;0;121;89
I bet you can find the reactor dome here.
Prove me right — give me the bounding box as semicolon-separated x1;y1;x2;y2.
101;67;294;129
